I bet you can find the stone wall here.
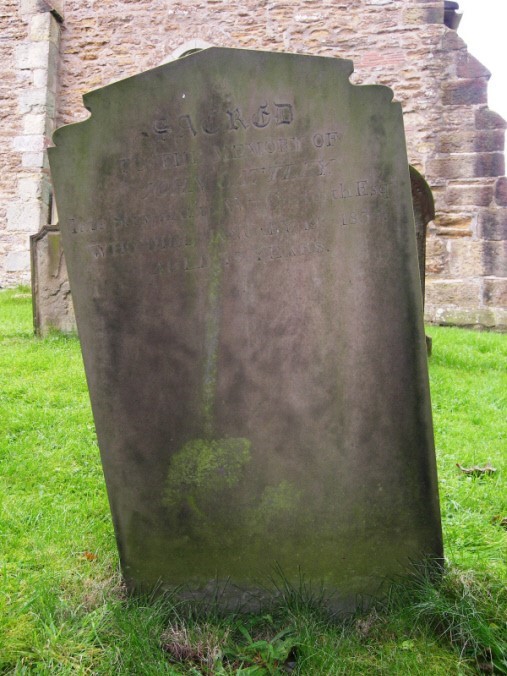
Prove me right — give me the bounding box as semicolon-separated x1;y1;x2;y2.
1;0;30;282
1;0;505;328
1;0;62;286
422;33;507;329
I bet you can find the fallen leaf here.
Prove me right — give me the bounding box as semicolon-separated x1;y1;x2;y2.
456;463;496;477
82;551;98;561
491;515;507;529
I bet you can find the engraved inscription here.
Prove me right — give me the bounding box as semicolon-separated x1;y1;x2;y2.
88;233;195;259
117;121;345;183
213;136;302;161
152;238;330;276
152;101;294;139
238;158;336;185
83;96;393;283
332;179;390;200
312;131;342;148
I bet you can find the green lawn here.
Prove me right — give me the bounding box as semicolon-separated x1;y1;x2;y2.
0;288;506;674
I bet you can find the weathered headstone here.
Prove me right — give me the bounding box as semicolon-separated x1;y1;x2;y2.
409;165;435;308
49;48;442;609
30;225;75;336
409;166;435;355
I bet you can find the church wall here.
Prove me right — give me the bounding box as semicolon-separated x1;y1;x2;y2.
2;0;505;328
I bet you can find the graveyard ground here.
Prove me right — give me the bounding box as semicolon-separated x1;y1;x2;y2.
0;287;506;674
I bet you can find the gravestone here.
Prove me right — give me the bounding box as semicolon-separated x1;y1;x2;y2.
30;225;75;336
409;166;435;355
49;47;443;609
409;165;435;308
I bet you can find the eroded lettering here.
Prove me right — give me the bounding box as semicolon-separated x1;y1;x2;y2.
312;131;342;148
332;179;390;200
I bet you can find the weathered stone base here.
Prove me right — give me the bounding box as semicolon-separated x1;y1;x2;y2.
425;277;507;331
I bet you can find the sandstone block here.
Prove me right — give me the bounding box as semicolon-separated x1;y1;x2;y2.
477;209;507;240
475;107;507;130
474;153;505;177
428;153;504;180
483;278;507;308
5;250;30;272
29;11;52;41
427;156;473;180
425;238;448;275
33;68;49;89
424;279;481;307
436;130;504;154
442;79;488;106
441;31;466;50
483;242;507;277
6;201;42;232
474;131;505;153
15;42;50;70
403;7;443;24
435;132;465;154
440;108;477;132
433;211;472;236
23;113;46;135
18;176;42;199
13;135;46;153
426;154;503;181
445;184;493;207
19;0;42;15
425;305;505;330
448;240;484;277
18;88;49;114
456;53;490;79
495;177;507;207
431;187;447;212
22;152;45;168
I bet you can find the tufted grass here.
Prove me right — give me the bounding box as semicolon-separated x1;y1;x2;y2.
0;288;505;674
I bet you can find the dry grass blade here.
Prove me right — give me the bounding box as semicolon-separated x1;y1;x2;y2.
161;623;228;671
456;463;497;477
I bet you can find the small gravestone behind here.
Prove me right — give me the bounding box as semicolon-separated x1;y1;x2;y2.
30;226;75;336
49;48;442;610
409;166;435;354
410;165;435;307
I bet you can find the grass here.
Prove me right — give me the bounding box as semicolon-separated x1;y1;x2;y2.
0;287;506;674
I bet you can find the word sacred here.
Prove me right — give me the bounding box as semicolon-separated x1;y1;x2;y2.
153;101;294;137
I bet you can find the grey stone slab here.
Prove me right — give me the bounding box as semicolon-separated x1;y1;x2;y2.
30;225;75;335
49;47;442;610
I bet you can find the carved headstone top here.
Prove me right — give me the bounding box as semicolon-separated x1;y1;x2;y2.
49;48;442;609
